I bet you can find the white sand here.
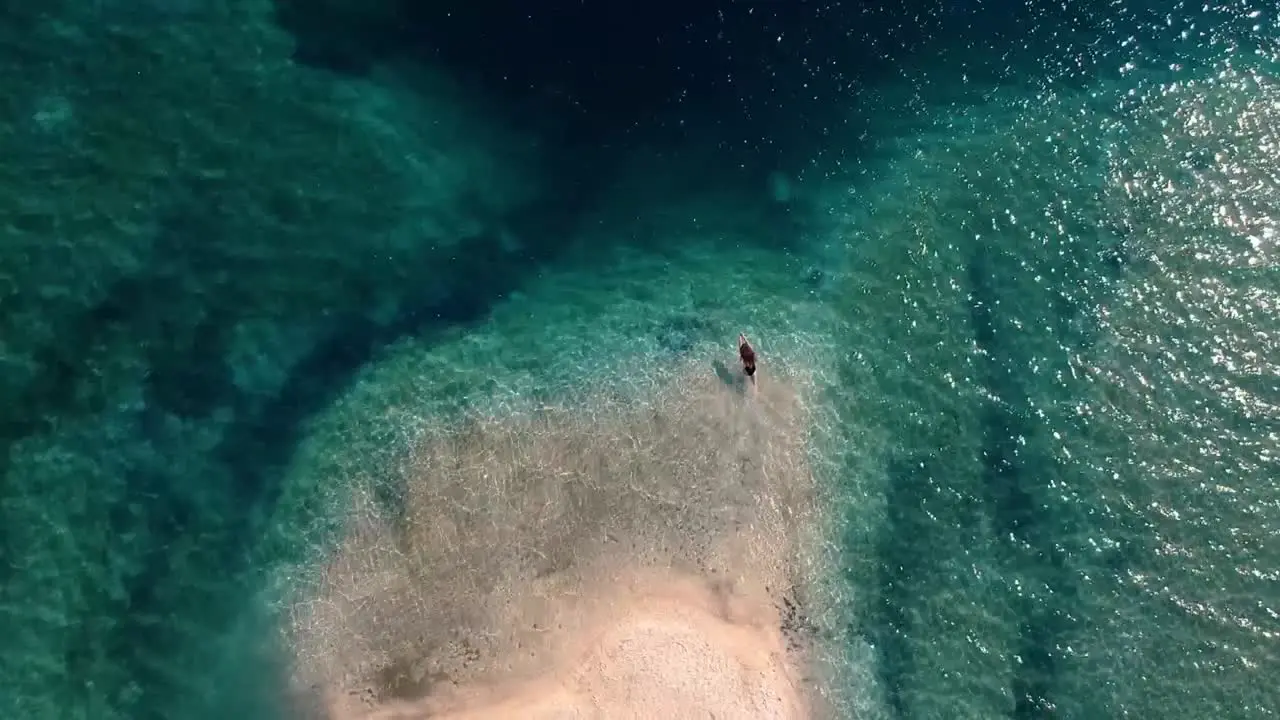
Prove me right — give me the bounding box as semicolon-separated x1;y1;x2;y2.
318;568;807;720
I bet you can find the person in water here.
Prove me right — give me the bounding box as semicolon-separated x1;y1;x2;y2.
739;333;757;387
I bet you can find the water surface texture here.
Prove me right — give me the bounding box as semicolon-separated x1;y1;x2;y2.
0;1;1277;718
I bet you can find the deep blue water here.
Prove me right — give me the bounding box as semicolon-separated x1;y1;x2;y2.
0;1;1277;718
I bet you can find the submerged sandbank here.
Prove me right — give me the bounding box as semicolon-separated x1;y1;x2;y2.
287;364;834;719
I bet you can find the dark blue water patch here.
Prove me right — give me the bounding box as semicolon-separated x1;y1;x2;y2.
871;453;930;719
966;250;998;350
965;242;1126;719
88;273;237;421
802;265;830;292
144;314;234;419
871;446;994;718
966;252;1040;543
966;248;1058;717
1009;613;1058;718
0;269;172;539
276;0;726;141
977;402;1038;542
273;0;1094;154
0;281;157;653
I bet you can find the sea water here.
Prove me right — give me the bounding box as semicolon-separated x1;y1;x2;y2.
822;56;1280;720
1;2;1277;719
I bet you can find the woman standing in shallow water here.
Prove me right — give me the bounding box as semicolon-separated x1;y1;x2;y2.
739;333;757;391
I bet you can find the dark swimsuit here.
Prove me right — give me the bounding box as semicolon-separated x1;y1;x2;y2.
740;344;757;376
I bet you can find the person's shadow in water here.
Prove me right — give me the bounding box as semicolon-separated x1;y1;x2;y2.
712;359;745;392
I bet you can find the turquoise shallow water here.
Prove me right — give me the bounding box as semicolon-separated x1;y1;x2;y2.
827;59;1280;719
836;42;1280;717
2;3;1279;719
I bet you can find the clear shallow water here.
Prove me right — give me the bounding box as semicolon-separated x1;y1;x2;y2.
2;3;1279;719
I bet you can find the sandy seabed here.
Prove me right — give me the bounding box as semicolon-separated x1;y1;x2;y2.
322;567;808;720
288;363;831;720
